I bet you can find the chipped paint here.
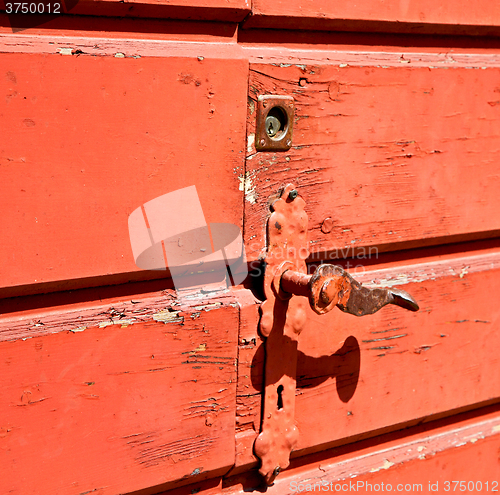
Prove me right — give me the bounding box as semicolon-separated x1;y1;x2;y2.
238;171;257;204
371;273;411;288
492;425;500;433
193;302;222;312
370;459;394;472
247;133;255;153
98;319;135;329
189;343;207;355
69;326;87;333
152;309;183;324
59;47;73;55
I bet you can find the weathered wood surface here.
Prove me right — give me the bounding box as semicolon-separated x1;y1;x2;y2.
244;0;500;35
244;62;500;262
0;46;247;297
0;295;239;495
233;247;500;471
223;407;500;494
0;15;240;42
1;0;250;22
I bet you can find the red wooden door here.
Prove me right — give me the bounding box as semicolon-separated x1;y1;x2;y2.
1;1;500;494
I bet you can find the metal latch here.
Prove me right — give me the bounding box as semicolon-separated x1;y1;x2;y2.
254;184;419;484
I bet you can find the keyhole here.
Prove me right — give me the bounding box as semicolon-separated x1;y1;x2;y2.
266;115;280;137
277;385;284;410
265;106;287;139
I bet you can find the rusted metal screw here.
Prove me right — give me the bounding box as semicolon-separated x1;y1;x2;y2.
288;190;298;200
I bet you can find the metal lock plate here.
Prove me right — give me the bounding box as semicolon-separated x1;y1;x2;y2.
254;184;419;485
254;184;308;484
255;95;294;152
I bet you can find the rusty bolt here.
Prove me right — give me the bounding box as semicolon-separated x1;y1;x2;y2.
288;190;298;200
260;138;266;147
321;217;333;234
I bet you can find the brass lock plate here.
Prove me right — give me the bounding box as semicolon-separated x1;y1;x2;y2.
255;95;294;152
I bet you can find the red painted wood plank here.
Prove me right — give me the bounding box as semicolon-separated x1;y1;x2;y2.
0;15;240;42
233;247;500;471
72;1;250;22
0;296;239;495
245;62;500;262
1;1;250;23
0;48;248;296
224;407;500;494
245;0;500;35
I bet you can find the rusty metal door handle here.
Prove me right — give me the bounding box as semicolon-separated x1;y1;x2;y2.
254;184;419;485
277;263;419;316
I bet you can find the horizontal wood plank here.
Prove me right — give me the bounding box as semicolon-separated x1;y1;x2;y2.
233;247;500;470
1;1;250;23
0;50;248;296
224;406;500;493
245;1;500;35
0;296;239;495
245;62;500;262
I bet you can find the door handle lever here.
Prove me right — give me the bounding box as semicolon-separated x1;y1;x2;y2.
255;184;419;485
277;263;419;316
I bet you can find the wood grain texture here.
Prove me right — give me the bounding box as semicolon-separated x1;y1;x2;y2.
0;296;239;495
223;407;500;493
245;62;500;262
233;247;500;470
244;0;500;35
0;50;248;296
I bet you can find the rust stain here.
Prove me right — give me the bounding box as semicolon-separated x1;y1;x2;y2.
0;427;12;438
178;73;201;86
6;71;16;83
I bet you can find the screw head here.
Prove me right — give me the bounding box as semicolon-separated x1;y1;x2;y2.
288;189;298;200
260;138;266;147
